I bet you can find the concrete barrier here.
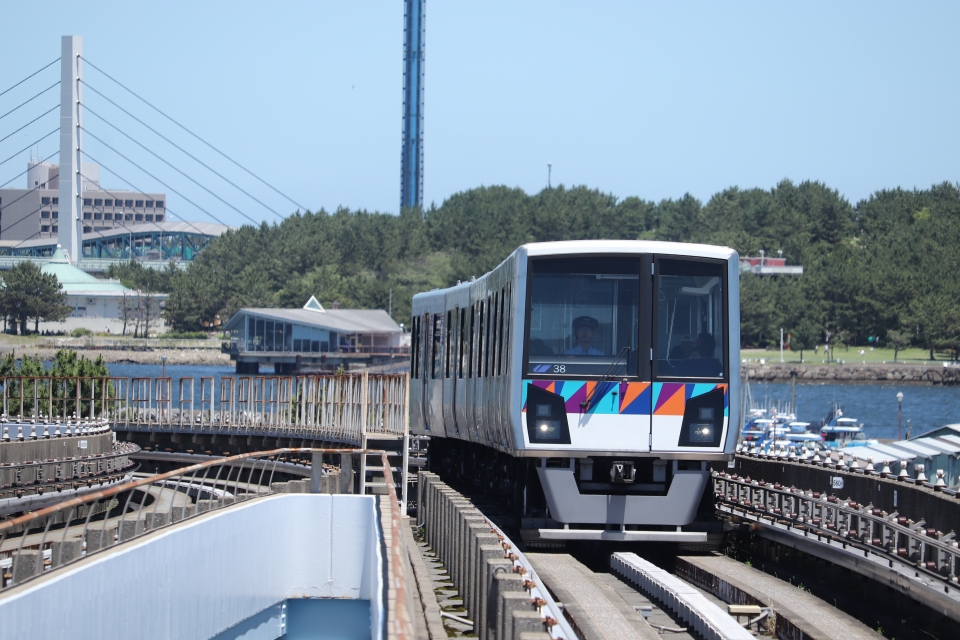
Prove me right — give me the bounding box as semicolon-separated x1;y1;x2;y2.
418;471;565;640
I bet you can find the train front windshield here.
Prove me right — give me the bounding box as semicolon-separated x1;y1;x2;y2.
525;254;726;380
526;257;640;377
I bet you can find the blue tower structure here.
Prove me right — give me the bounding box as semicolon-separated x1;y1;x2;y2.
400;0;425;213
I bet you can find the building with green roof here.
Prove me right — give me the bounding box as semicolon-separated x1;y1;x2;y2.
39;248;167;332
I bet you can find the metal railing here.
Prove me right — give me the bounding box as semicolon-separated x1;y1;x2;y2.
0;373;409;447
223;341;411;358
713;470;960;584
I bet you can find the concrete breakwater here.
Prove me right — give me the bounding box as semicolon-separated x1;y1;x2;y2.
2;346;231;366
743;361;960;386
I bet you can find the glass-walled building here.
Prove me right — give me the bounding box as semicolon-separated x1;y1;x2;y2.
223;297;404;355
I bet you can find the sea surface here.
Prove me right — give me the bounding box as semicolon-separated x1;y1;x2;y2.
748;381;960;441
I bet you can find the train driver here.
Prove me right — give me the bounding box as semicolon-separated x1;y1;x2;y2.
565;316;604;356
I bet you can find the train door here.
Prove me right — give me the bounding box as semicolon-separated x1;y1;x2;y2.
650;255;727;452
524;255;651;453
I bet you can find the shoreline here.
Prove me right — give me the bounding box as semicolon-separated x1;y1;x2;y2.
1;346;232;367
743;362;960;386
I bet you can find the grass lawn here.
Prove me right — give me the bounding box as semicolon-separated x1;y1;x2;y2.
741;346;943;365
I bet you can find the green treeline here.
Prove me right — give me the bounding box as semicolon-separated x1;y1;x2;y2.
108;180;960;356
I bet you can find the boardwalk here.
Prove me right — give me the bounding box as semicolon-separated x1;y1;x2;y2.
0;373;408;447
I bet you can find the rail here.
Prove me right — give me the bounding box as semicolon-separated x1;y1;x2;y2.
713;470;960;585
0;373;409;446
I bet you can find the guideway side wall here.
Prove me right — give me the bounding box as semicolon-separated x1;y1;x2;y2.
720;456;960;540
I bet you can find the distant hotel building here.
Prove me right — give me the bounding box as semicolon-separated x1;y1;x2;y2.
0;160;165;247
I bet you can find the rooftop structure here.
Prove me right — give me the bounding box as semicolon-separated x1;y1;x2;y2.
223;297;407;374
739;253;804;276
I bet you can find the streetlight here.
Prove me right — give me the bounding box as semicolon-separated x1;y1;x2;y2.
896;391;904;440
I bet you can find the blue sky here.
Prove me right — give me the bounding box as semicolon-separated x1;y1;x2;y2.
0;1;957;226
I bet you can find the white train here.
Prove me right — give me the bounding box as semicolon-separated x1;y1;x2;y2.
410;240;739;541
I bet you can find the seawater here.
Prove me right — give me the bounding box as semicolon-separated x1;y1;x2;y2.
102;364;960;441
750;381;960;441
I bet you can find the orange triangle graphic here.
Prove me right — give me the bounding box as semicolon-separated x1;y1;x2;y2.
656;386;686;415
620;382;648;411
546;382;556;394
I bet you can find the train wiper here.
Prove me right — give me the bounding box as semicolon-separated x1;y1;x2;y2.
580;346;629;411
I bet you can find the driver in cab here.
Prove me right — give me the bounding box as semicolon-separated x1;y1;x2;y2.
565;316;604;356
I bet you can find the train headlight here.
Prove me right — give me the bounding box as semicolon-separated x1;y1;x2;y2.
535;419;561;440
526;385;571;444
677;389;724;447
689;423;713;443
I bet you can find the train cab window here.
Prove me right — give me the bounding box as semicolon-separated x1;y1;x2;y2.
654;259;725;380
526;257;640;377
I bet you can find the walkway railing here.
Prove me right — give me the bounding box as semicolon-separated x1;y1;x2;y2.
0;373;408;447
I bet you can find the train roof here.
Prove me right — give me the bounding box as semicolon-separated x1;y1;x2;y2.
413;240;738;304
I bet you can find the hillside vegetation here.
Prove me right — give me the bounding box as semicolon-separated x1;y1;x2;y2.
107;180;960;356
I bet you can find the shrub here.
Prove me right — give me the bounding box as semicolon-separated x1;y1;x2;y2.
70;327;93;338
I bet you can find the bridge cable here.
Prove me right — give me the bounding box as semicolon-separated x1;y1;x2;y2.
83;106;256;225
78;169;214;243
81;57;305;213
0;129;59;175
0;58;59;101
0;105;58;147
0;81;59;124
81;76;289;220
81;128;237;227
0;149;58;190
79;155;226;233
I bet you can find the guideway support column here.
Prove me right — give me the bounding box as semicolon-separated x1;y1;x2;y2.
418;471;552;640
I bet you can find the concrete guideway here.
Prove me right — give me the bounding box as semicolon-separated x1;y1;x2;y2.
526;553;661;640
677;554;879;640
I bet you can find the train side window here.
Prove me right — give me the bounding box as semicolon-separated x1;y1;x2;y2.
445;310;453;378
498;286;508;376
458;308;466;379
477;301;485;378
486;295;494;377
468;305;476;378
432;313;443;379
411;316;419;378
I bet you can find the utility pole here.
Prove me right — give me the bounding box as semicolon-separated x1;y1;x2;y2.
547;163;552;188
58;36;83;263
388;288;393;318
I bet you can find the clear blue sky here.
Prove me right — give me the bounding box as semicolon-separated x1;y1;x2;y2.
0;1;957;226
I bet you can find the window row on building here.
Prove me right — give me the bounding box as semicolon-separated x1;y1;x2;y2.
81;212;165;222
